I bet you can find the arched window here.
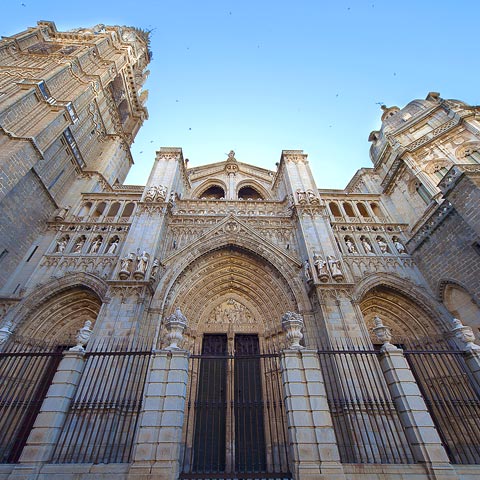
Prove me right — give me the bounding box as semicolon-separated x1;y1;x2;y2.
343;202;355;217
356;203;369;217
78;202;92;218
370;203;382;217
121;202;135;217
200;186;225;200
414;181;432;204
93;202;106;218
106;202;120;217
329;202;341;217
238;186;263;201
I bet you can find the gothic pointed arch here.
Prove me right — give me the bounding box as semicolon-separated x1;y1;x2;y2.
7;272;107;343
354;273;450;340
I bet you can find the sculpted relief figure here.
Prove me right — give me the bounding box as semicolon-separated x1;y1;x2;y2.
150;257;160;279
136;251;149;274
313;253;329;282
119;252;135;279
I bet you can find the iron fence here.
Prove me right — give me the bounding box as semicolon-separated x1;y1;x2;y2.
403;338;480;464
0;336;63;463
51;338;151;464
317;338;414;464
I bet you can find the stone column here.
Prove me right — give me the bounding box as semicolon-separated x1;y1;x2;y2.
280;349;344;480
129;349;189;480
17;350;86;464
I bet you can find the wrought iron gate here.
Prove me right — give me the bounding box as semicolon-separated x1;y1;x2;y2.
404;340;480;464
0;338;63;463
181;334;291;479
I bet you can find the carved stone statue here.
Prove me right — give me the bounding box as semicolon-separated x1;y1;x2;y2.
376;237;388;253
303;260;312;282
313;253;329;282
150;257;160;279
327;255;344;281
372;316;398;352
296;189;307;204
56;238;68;253
119;253;135;279
107;238;119;254
307;189;319;204
281;311;304;349
136;251;149;274
70;320;93;352
157;185;168;201
393;237;406;254
361;237;373;254
73;238;85;253
145;185;157;202
345;238;357;254
90;237;102;254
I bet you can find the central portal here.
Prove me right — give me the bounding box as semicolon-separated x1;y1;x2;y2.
191;334;266;474
181;333;291;478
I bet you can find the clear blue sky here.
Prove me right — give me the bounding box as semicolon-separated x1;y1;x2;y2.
2;0;478;188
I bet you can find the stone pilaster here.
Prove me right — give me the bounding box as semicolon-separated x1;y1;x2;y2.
379;349;458;480
129;349;189;480
280;349;345;480
17;350;86;464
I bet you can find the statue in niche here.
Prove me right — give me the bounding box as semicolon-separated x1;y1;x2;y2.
345;238;357;254
361;237;373;254
56;238;68;253
73;237;85;253
120;253;135;272
150;257;160;279
303;260;312;282
327;255;344;281
313;253;329;282
392;237;406;254
90;237;102;254
376;236;388;253
107;238;119;254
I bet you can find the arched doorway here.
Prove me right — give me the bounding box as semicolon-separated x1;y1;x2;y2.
0;286;102;464
163;245;295;478
360;284;445;342
359;283;480;464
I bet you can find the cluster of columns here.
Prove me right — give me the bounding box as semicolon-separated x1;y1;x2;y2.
6;314;480;480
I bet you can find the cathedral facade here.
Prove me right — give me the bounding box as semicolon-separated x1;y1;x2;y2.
0;22;480;480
